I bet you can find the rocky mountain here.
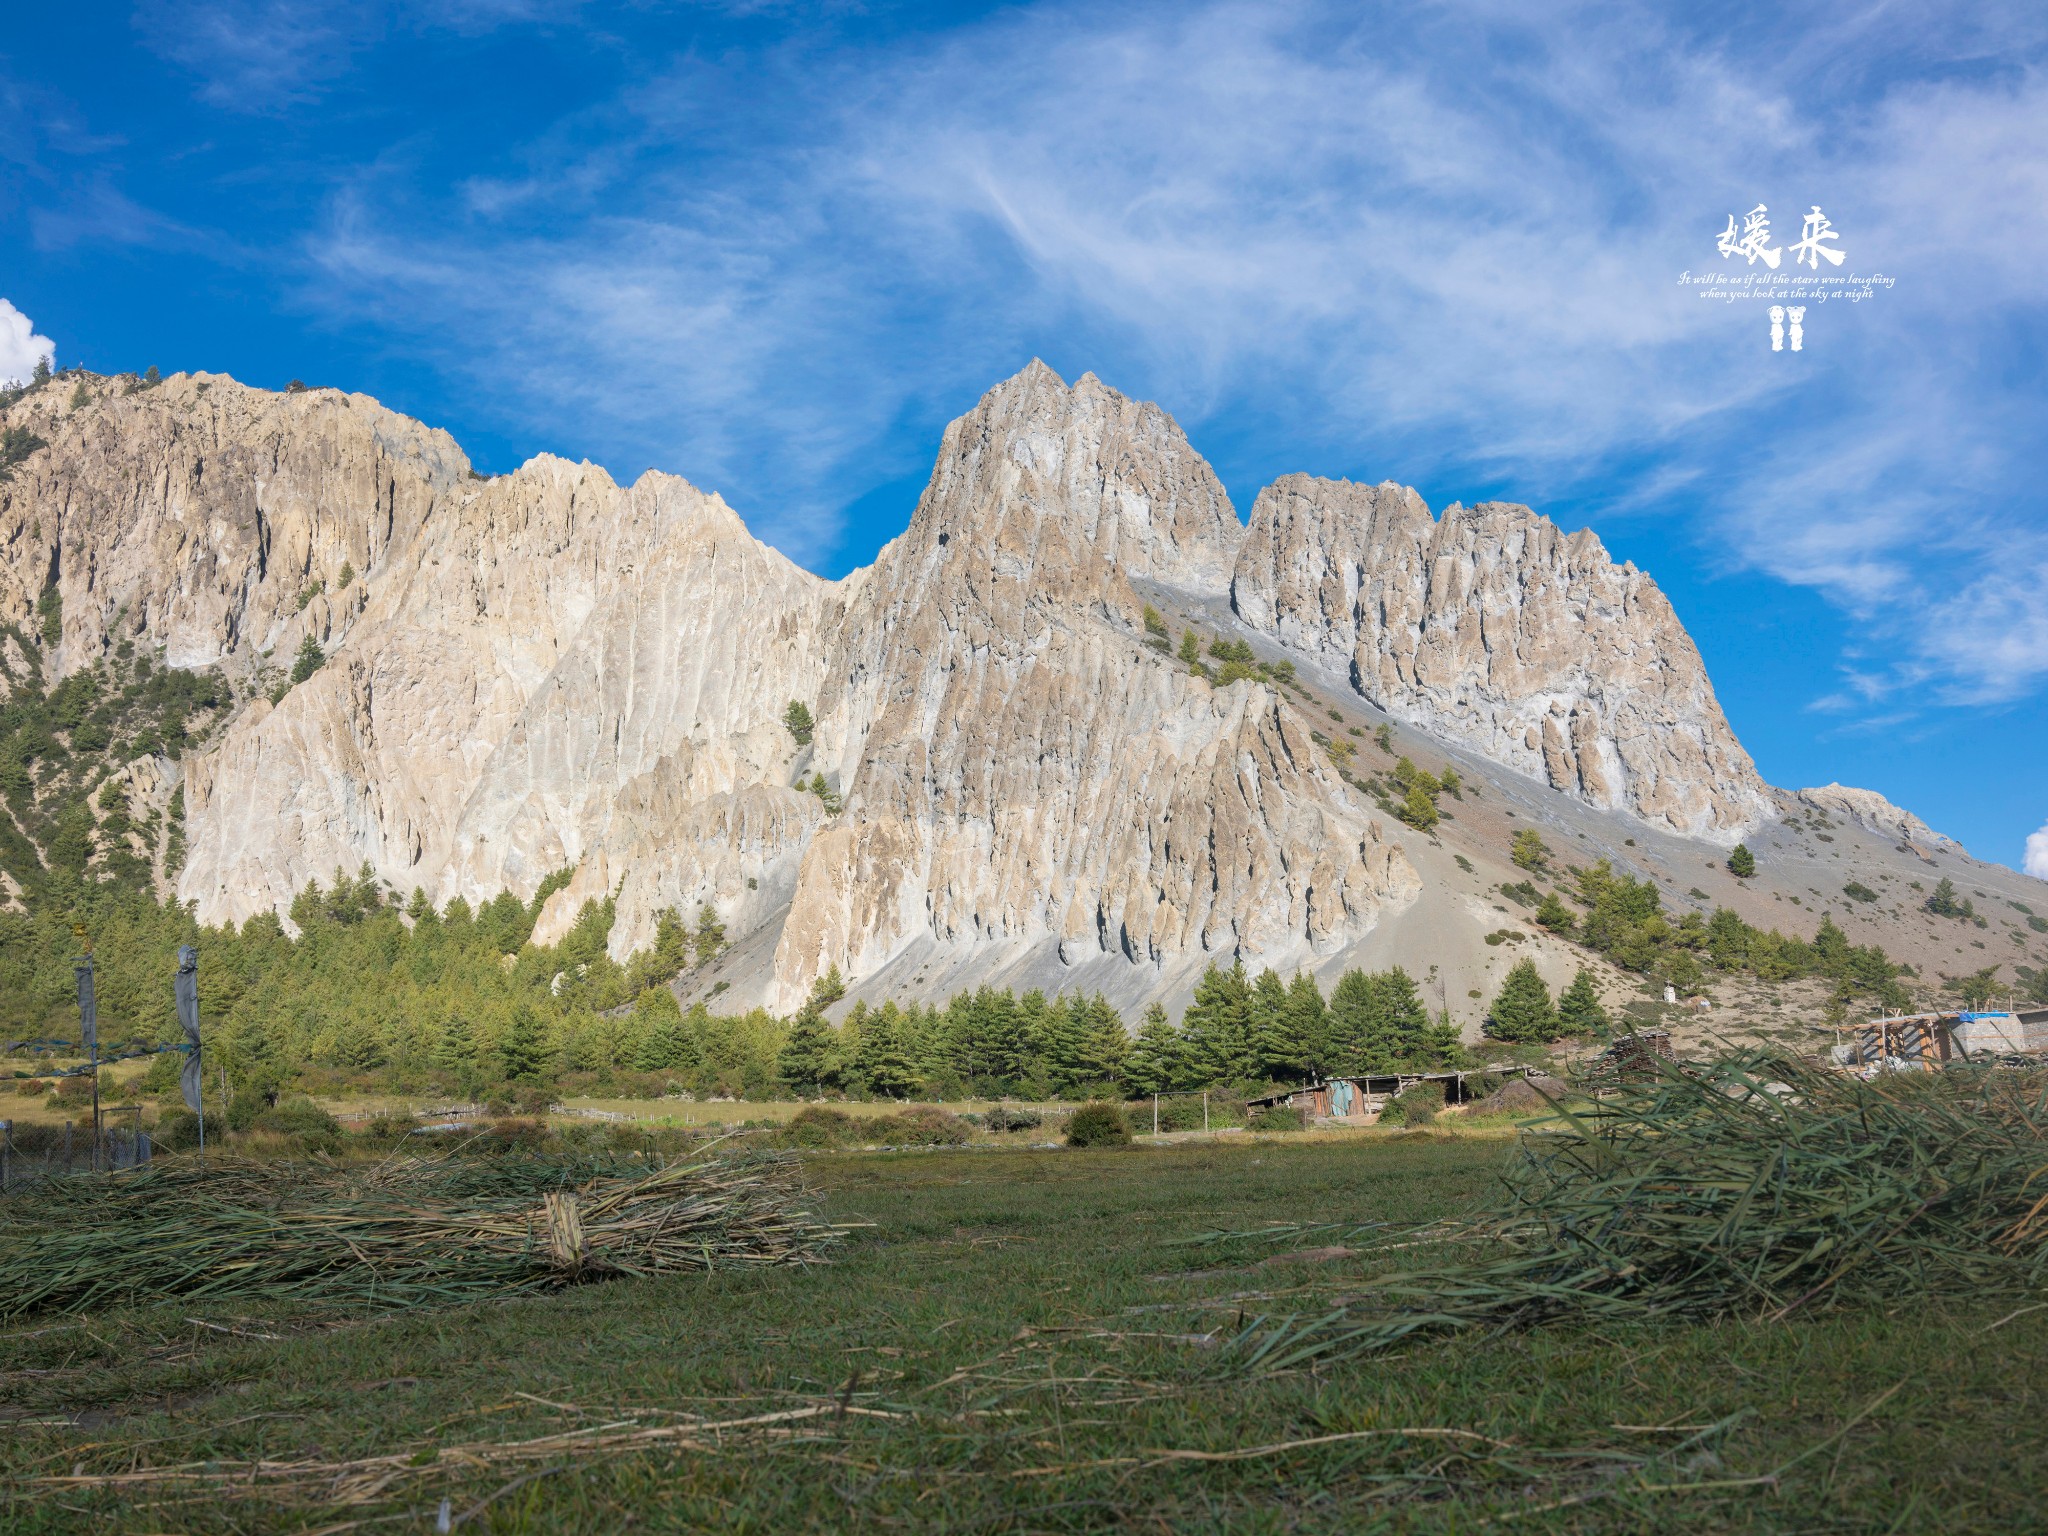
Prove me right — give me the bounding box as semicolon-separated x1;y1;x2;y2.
1229;476;1770;840
5;360;2026;1021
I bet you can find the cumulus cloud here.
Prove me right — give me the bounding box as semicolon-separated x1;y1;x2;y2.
0;299;55;386
2027;821;2048;881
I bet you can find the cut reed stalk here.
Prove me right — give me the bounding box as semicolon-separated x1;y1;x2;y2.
0;1150;844;1318
1228;1052;2048;1369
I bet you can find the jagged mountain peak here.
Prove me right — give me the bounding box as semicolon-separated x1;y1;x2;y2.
1232;473;1770;840
905;359;1243;593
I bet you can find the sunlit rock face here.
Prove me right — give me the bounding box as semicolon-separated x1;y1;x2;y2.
8;360;1790;1006
1231;475;1771;841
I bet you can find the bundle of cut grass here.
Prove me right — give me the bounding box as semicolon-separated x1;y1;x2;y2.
0;1149;843;1319
1232;1052;2048;1370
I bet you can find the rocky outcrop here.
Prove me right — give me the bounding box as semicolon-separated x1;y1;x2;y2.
179;455;838;937
1798;783;1961;852
0;373;464;678
1229;475;1771;841
777;365;1412;1005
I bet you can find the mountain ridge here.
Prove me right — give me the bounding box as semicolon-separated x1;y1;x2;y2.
3;359;2034;1026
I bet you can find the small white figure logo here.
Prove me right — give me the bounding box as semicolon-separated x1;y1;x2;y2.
1716;205;1782;268
1769;306;1785;351
1788;206;1845;269
1787;306;1805;352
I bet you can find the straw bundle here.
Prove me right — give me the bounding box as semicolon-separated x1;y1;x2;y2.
1233;1052;2048;1369
0;1150;842;1319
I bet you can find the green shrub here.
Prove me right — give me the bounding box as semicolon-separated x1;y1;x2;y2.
982;1105;1043;1133
1381;1081;1445;1127
1154;1096;1207;1131
252;1096;342;1145
861;1107;970;1146
477;1117;548;1153
1248;1103;1306;1132
151;1109;225;1151
783;1105;855;1147
1065;1100;1131;1147
227;1082;271;1131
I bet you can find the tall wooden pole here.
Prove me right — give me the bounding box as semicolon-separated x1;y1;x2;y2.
75;954;99;1173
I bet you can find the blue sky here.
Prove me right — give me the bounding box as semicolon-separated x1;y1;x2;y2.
2;1;2045;874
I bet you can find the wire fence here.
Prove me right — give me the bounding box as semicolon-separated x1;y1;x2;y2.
0;1109;153;1191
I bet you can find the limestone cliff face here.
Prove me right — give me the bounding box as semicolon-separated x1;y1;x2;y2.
4;361;1791;1006
179;454;837;939
775;365;1412;1005
0;373;464;678
1229;475;1771;840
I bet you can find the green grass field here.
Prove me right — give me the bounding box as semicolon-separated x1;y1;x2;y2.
4;1134;2045;1533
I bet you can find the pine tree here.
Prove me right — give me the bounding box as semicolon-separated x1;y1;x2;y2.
777;1008;838;1094
1326;968;1378;1075
1124;1003;1184;1095
68;379;89;411
1248;967;1309;1080
1419;1011;1469;1068
1075;994;1128;1090
782;700;815;745
1926;878;1965;918
1511;828;1549;870
1958;966;2001;1010
627;907;691;992
941;986;1029;1088
1285;972;1330;1077
31;355;51;385
1534;891;1576;934
853;1001;922;1098
1024;990;1076;1088
1400;780;1439;832
808;965;847;1009
692;902;726;966
435;1013;477;1075
1556;968;1608;1036
1180;961;1255;1085
1369;966;1431;1067
496;1003;551;1081
1178;630;1201;666
633;997;698;1070
1486;960;1558;1044
1727;843;1756;879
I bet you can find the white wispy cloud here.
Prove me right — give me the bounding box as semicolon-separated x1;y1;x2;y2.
132;0;593;111
285;0;2048;697
0;298;55;385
